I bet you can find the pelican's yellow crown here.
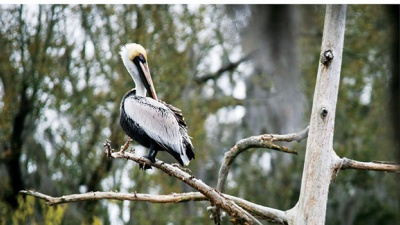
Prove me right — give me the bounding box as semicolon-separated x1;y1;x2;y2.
120;43;147;61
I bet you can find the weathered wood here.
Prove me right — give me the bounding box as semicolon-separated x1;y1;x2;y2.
20;190;287;223
286;5;347;225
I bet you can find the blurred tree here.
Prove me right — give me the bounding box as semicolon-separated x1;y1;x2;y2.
219;4;399;225
225;5;307;213
0;3;67;208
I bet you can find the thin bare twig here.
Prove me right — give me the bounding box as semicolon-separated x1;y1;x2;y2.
195;50;258;84
340;157;400;173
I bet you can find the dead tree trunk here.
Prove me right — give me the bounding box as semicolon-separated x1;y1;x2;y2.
287;5;347;225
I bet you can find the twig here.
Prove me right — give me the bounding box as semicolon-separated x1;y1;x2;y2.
19;190;286;223
213;126;309;224
340;157;400;173
120;137;132;153
195;50;258;84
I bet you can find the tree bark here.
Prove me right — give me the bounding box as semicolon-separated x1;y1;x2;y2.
287;5;346;225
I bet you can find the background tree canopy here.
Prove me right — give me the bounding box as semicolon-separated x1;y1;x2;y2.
0;4;398;225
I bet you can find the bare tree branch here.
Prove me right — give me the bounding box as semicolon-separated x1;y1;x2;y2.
225;195;287;224
103;140;262;225
339;157;400;173
20;190;205;206
211;127;309;224
19;190;287;223
212;127;308;224
216;126;308;194
194;50;258;84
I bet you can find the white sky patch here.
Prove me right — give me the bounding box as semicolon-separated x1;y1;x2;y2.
148;184;162;195
217;75;232;96
92;72;110;95
22;5;39;34
51;171;63;181
34;109;58;157
257;153;271;173
65;7;85;47
226;172;238;189
27;161;37;174
62;79;74;96
85;40;95;60
122;200;130;222
205;106;246;142
204;114;218;140
342;77;356;86
102;127;111;138
233;79;246;99
209;45;224;72
202;80;215;98
120;162;137;192
76;76;87;91
360;77;372;105
79;184;88;193
216;106;245;124
104;200;135;225
108;203;123;225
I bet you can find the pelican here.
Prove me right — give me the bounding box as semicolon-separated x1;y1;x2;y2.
119;43;195;170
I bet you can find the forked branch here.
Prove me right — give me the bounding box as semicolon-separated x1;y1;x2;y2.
216;126;309;194
212;127;309;225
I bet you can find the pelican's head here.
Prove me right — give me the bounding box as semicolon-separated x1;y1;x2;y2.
120;43;158;100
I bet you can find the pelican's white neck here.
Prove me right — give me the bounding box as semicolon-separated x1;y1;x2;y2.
127;63;147;97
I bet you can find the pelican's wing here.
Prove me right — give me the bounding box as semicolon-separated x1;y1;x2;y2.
124;96;184;156
160;100;188;129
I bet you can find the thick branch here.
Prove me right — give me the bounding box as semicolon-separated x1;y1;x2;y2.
103;140;262;225
19;190;286;223
288;5;347;225
339;157;400;173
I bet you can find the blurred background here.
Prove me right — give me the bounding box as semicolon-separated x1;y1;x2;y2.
0;4;398;225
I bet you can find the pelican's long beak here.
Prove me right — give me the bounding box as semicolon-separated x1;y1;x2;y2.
135;60;158;101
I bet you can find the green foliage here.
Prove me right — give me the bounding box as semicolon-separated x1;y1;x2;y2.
12;196;35;225
41;201;67;225
7;195;66;225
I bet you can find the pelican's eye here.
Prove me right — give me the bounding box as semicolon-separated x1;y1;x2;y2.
138;53;146;63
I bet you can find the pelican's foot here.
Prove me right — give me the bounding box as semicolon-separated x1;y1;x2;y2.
139;156;156;170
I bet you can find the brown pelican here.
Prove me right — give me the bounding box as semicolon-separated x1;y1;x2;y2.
119;43;195;170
